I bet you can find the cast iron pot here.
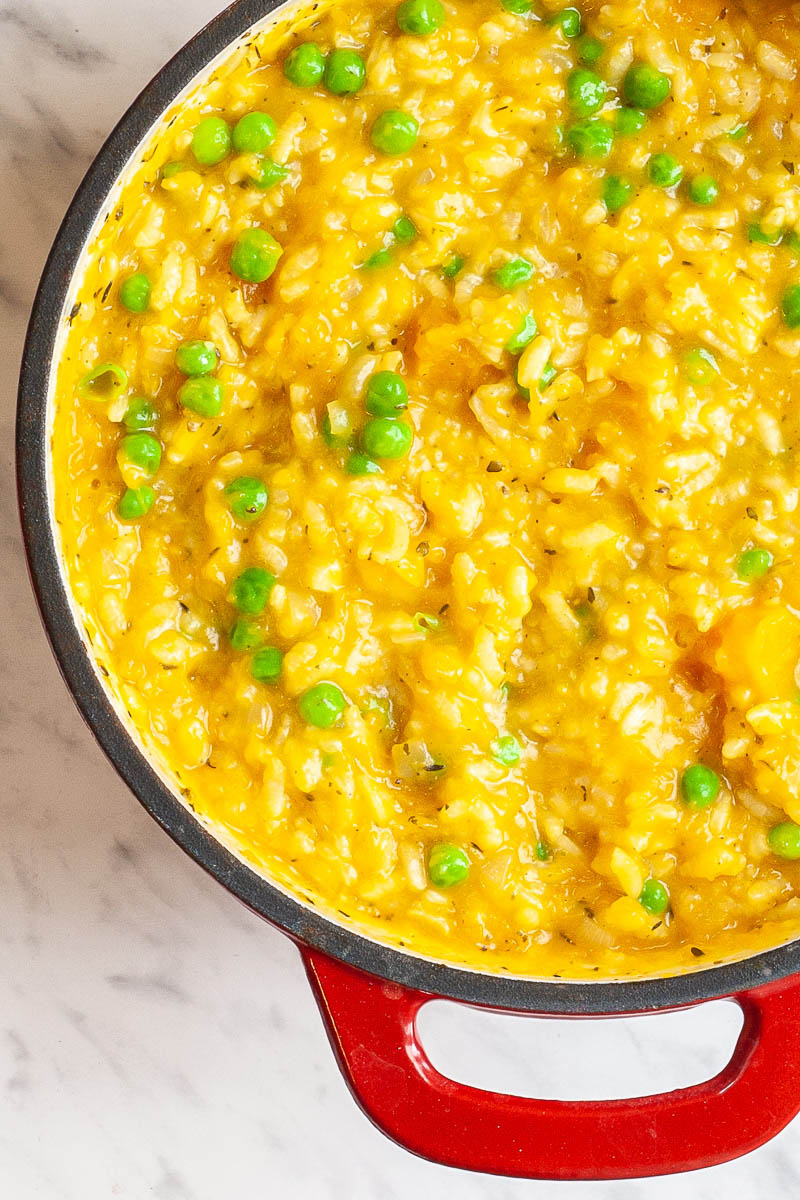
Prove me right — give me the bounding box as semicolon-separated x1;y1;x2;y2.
16;0;800;1179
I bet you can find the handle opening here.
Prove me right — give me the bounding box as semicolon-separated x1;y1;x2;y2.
417;997;744;1100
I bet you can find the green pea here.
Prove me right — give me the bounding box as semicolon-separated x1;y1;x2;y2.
324;49;366;96
573;600;593;623
251;157;289;190
362;417;413;459
321;411;354;448
547;7;582;37
412;612;441;633
623;63;671;109
361;694;392;725
362;248;394;269
346;452;382;476
648;153;682;188
117;485;155;521
518;352;556;401
120;432;162;476
78;362;128;403
161;161;186;179
747;222;781;245
566;118;614;159
371;109;419;155
283;42;326;87
230;619;263;652
728;121;748;140
393;214;417;243
535;839;551;861
123;398;158;431
768;822;800;860
298;682;348;728
505;313;538;354
501;0;533;12
179;377;224;418
639;878;670;915
428;843;470;888
736;547;773;581
493;257;534;289
176;340;219;377
540;362;557;391
681;763;721;810
232;111;277;154
230;228;283;283
522;364;544;399
442;254;465;278
230;566;277;615
614;107;647;136
603;175;633;214
492;734;522;766
684;346;719;385
781;284;800;329
365;371;409;417
251;646;283;684
396;0;445;35
577;35;603;64
119;272;151;314
191;116;232;166
688;175;719;206
566;68;606;117
224;476;268;522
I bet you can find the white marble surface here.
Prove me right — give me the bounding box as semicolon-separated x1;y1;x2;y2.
3;1;800;1195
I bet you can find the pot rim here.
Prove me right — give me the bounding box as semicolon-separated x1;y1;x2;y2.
16;0;800;1015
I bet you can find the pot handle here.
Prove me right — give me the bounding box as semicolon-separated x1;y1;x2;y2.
302;948;800;1179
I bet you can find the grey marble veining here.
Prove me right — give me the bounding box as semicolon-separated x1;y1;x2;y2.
1;2;798;1196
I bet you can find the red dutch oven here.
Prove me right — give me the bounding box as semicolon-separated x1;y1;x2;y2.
16;0;800;1180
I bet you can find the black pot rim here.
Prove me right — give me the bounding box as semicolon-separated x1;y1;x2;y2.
16;0;800;1015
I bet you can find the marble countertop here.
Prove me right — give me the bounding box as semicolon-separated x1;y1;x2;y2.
2;1;799;1195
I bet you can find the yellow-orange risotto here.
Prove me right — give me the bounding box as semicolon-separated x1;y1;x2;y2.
53;0;800;977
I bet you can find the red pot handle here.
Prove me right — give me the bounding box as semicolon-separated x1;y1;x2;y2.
302;948;800;1179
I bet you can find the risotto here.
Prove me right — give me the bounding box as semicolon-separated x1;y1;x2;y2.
52;0;800;977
